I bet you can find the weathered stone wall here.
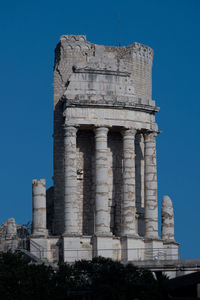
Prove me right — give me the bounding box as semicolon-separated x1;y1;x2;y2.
46;186;54;235
0;218;29;252
54;35;153;107
107;131;123;236
53;37;93;234
77;130;95;235
135;133;145;236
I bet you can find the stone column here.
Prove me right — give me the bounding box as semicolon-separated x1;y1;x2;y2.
32;179;47;236
6;218;17;239
144;131;158;238
161;195;174;241
94;127;110;235
121;128;137;236
63;125;79;235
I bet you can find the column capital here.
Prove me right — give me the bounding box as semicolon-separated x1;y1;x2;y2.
143;130;159;141
121;128;137;137
94;126;109;135
63;124;79;130
63;125;78;136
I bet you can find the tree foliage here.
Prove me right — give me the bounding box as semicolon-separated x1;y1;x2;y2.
0;252;167;300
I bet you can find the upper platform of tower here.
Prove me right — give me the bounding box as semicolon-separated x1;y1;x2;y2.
53;35;159;113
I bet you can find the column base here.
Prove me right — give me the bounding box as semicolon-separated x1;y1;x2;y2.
120;233;140;238
31;229;48;238
94;231;113;237
144;236;161;241
62;232;81;237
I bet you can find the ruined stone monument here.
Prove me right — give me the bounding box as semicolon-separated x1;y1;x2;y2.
0;218;29;252
30;35;179;263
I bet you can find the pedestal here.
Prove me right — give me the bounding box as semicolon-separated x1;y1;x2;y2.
144;238;164;260
92;236;120;260
63;236;92;262
163;240;179;260
121;236;144;262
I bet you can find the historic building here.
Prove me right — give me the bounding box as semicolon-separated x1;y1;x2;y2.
30;35;179;263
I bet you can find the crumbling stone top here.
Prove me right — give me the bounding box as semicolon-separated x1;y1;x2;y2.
54;35;155;109
60;35;153;61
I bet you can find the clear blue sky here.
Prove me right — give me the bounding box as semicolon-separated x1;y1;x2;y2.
0;0;199;259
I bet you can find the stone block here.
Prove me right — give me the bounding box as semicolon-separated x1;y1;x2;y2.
30;237;49;261
63;236;92;262
144;239;164;260
163;241;179;260
92;236;120;260
121;236;144;262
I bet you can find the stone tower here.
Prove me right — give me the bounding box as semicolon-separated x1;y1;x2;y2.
30;35;179;263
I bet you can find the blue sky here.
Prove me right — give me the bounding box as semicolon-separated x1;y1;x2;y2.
0;0;200;259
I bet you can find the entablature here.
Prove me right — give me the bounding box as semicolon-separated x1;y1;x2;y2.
63;106;158;132
62;96;159;114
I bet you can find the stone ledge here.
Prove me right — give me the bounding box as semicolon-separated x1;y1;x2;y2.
163;240;180;246
64;99;160;113
131;259;200;269
120;234;143;240
73;67;131;77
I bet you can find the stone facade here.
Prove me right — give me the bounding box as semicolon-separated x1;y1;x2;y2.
30;35;179;263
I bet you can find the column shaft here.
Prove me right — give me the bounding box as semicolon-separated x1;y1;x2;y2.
32;179;47;236
161;195;174;241
64;125;79;235
144;131;158;238
121;128;137;236
95;127;110;235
